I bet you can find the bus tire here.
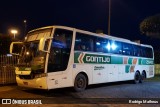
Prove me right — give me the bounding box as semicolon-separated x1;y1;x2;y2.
139;71;146;83
74;73;87;92
134;72;140;84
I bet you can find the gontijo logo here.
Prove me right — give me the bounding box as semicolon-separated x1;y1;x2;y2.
86;56;110;63
77;53;111;64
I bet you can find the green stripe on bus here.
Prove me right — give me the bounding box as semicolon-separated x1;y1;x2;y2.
140;59;154;65
74;52;154;65
111;56;123;64
74;52;80;63
138;59;142;65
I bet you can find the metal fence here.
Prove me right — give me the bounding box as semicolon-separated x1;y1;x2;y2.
0;55;19;84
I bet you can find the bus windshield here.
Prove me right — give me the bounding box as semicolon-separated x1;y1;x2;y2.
18;41;47;73
17;28;52;73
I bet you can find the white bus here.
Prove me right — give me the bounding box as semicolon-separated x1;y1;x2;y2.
10;26;154;91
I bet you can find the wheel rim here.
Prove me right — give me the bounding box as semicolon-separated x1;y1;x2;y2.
77;78;85;88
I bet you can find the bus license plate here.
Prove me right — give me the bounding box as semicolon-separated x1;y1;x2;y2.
23;82;28;85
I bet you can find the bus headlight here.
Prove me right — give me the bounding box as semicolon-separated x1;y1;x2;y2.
35;73;47;78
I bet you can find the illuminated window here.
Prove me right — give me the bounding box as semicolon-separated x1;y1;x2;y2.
110;41;122;54
96;42;100;46
106;42;111;51
95;38;108;53
111;42;117;50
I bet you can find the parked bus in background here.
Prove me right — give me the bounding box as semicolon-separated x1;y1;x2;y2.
10;26;154;91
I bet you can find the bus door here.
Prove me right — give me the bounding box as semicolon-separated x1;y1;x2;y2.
46;29;73;89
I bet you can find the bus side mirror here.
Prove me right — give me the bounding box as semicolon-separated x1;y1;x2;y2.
10;42;23;55
39;37;52;53
39;38;45;51
39;37;50;53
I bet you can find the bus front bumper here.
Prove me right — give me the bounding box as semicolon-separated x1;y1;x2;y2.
16;76;48;90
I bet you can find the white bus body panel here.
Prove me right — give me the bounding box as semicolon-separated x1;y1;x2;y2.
46;66;73;90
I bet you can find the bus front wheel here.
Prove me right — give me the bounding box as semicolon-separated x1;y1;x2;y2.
74;74;87;92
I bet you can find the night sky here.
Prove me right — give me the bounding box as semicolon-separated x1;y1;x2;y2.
0;0;160;49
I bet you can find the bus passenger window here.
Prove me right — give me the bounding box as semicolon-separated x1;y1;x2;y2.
110;41;122;54
76;44;86;51
146;47;153;58
75;33;95;52
122;43;133;56
95;38;108;53
132;45;141;56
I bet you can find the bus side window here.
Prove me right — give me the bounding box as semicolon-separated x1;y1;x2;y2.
110;41;122;54
95;37;108;53
122;43;133;56
140;47;147;57
133;45;141;56
140;47;153;58
79;44;86;51
146;47;153;58
75;33;94;52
